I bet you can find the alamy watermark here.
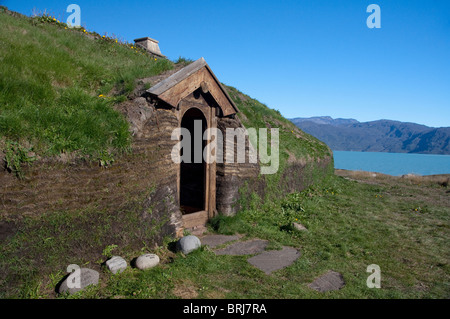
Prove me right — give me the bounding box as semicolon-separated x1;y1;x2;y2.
66;4;81;28
366;4;381;29
171;121;279;175
366;264;381;288
66;264;81;289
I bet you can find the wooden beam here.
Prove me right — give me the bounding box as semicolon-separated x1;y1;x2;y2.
182;211;209;229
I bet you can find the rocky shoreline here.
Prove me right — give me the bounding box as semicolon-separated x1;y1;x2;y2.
335;169;449;187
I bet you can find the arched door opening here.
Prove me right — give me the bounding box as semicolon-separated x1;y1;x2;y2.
180;108;207;215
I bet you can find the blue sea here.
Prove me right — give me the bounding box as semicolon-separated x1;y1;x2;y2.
333;151;450;176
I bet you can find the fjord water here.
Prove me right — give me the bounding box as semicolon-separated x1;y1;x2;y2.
334;151;450;176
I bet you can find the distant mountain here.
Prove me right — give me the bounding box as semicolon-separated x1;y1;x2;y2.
290;117;450;155
290;116;359;126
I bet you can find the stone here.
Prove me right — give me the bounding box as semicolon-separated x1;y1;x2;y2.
135;253;160;270
247;246;301;274
309;270;345;292
293;222;307;231
200;234;240;248
58;268;99;295
215;239;268;256
106;256;127;274
176;235;201;254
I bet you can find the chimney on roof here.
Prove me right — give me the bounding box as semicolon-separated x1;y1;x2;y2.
134;37;164;57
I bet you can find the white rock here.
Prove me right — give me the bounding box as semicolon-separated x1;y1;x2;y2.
293;222;308;231
106;256;127;274
135;253;160;270
176;235;201;254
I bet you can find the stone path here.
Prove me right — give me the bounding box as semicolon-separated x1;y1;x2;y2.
215;239;268;256
199;234;345;292
200;234;240;248
308;270;345;292
247;246;301;275
200;235;300;275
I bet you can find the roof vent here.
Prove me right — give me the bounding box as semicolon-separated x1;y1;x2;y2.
134;37;165;57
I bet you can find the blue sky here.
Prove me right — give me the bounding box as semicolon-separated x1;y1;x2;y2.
4;0;450;127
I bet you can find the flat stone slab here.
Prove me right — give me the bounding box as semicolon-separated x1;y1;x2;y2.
215;239;268;256
309;270;345;292
247;246;300;274
200;234;240;248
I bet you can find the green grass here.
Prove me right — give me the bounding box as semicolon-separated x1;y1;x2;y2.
0;184;167;298
0;9;173;161
2;174;447;298
226;86;331;160
225;85;334;200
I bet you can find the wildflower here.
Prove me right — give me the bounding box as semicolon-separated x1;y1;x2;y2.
98;94;104;97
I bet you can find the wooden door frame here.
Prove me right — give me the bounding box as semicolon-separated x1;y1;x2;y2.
178;98;217;229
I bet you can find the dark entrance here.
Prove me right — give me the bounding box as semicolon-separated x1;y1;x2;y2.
180;108;206;215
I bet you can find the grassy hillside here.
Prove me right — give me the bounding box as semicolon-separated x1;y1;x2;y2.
0;7;173;171
0;7;332;181
226;86;333;200
227;86;331;161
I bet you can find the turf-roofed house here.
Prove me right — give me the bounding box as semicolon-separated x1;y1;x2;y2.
118;53;260;236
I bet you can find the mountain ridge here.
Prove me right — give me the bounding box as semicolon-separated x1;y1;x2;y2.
290;117;450;155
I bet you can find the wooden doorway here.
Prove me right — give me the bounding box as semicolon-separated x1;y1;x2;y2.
180;108;208;228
